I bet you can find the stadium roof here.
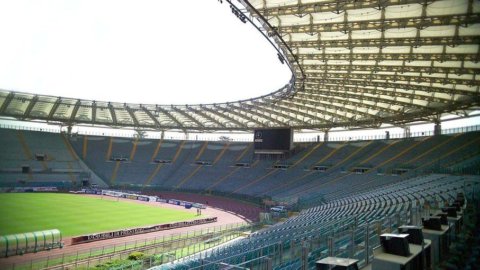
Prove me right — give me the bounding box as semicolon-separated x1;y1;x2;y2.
0;0;479;132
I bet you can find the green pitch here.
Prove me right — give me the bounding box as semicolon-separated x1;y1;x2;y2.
0;193;200;237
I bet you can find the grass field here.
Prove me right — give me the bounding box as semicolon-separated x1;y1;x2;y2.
0;193;200;237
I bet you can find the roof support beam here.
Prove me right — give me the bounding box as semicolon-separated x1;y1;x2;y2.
303;85;453;105
107;103;117;126
156;106;186;131
223;103;274;126
91;102;97;124
47;97;62;121
215;105;267;127
296;52;478;62
270;101;336;125
203;105;248;128
0;92;14;114
68;100;81;124
291;94;390;119
286;36;480;49
22;95;38;119
250;101;304;125
276;14;480;34
278;99;355;123
258;0;422;17
303;72;478;86
187;106;227;129
300;63;480;75
125;106;140;127
297;90;430;114
141;106;162;129
303;79;479;96
171;106;205;129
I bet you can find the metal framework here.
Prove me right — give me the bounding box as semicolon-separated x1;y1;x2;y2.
0;0;479;131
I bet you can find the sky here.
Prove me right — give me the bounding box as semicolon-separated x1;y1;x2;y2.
0;0;292;105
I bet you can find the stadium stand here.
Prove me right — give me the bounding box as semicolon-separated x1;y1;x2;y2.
0;129;106;188
3;128;478;204
0;0;479;268
150;174;480;269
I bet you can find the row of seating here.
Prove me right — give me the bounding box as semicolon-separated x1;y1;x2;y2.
0;129;87;187
1;127;477;206
151;174;478;269
66;130;479;202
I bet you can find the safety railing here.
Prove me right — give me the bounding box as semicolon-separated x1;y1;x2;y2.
0;122;478;143
145;181;480;270
0;222;251;270
148;210;414;270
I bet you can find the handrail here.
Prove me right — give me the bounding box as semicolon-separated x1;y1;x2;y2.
0;122;478;142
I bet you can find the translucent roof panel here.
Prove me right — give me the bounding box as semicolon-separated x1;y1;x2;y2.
0;0;479;131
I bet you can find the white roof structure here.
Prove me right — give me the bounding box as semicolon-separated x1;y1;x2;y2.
0;0;479;131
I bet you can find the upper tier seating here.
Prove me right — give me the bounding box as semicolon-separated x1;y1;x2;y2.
1;128;478;203
0;129;87;188
67;131;479;204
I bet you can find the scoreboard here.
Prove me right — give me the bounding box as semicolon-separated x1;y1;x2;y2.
254;128;293;153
